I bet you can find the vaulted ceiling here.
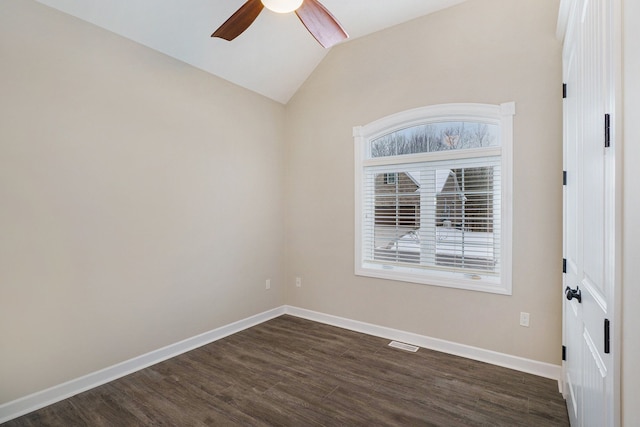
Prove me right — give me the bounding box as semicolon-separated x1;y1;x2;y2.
35;0;467;103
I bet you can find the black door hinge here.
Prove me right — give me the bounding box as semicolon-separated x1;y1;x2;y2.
604;319;610;354
563;171;567;186
605;114;611;148
563;83;567;99
563;258;567;274
562;345;567;361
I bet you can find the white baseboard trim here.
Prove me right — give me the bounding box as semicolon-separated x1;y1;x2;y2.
283;305;562;383
0;306;286;424
1;304;562;423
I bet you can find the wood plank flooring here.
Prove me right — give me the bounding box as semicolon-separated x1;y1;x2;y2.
6;315;569;426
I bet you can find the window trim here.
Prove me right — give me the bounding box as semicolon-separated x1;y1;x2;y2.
353;102;514;295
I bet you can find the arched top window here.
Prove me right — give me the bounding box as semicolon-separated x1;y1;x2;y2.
353;102;514;294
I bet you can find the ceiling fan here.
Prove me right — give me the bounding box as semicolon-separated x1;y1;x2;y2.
211;0;348;48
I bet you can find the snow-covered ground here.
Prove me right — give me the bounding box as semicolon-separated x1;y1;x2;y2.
374;227;495;269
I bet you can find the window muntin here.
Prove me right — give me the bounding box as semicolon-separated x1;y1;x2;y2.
354;103;513;294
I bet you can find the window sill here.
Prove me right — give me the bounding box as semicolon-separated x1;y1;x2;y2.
355;264;512;295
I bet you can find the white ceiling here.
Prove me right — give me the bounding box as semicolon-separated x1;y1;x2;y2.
35;0;467;104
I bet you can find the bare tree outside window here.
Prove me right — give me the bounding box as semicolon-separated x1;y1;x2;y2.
371;122;498;158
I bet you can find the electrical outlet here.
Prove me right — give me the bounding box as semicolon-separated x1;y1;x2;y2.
265;279;271;290
520;312;530;327
295;277;302;287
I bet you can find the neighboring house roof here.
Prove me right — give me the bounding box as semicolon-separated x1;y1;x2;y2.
436;169;457;194
405;171;420;188
385;170;464;196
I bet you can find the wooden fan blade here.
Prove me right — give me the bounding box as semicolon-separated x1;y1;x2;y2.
212;0;264;41
295;0;348;48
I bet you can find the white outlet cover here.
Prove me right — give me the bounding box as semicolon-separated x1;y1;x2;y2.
519;312;530;327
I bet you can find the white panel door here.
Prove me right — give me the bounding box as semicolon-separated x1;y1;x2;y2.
562;0;615;426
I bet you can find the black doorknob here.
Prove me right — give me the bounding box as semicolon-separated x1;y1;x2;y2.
565;286;582;303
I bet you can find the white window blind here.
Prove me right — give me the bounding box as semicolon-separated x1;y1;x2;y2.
362;156;501;276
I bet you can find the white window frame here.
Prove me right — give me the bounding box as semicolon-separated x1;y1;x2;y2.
353;102;514;295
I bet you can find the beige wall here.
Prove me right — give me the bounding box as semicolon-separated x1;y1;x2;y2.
0;0;285;404
622;0;640;424
285;0;563;364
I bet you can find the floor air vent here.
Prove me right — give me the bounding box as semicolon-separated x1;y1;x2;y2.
388;341;419;352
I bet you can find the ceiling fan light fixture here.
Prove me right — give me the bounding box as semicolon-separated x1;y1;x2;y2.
261;0;303;14
212;0;348;49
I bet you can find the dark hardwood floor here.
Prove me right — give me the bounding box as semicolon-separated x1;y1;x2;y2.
5;315;569;426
